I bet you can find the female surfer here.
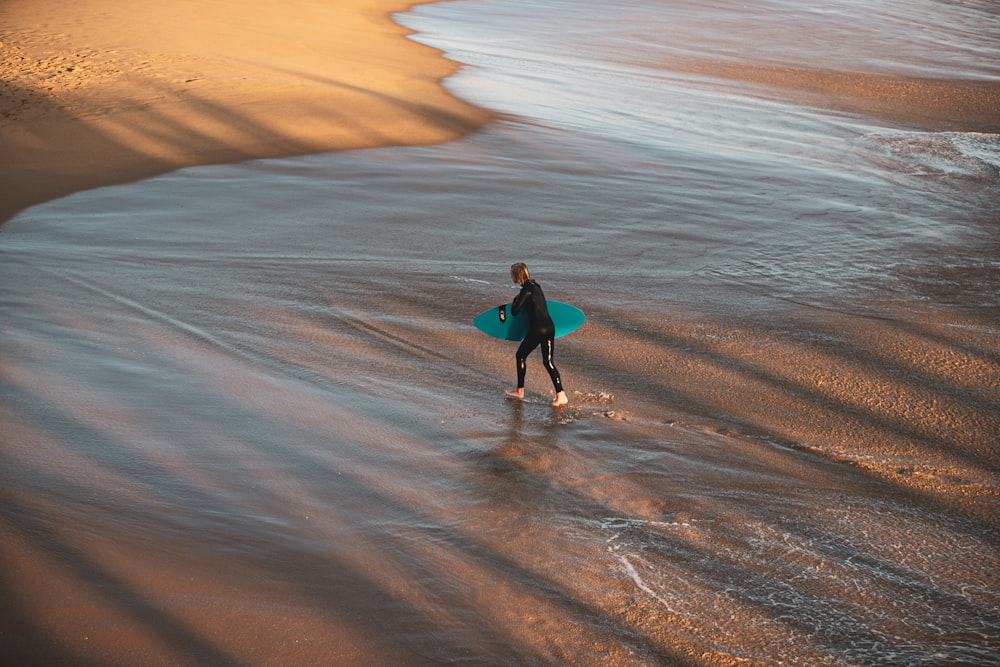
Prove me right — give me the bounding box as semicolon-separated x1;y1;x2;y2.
504;262;569;407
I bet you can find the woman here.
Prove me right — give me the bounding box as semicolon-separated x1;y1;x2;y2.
504;262;569;406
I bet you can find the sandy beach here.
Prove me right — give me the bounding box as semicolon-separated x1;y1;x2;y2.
4;0;999;226
0;0;493;224
2;0;998;664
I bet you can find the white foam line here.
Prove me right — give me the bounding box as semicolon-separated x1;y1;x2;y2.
449;275;492;284
602;518;686;614
613;549;679;615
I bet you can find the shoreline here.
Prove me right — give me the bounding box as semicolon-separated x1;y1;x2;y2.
667;57;1000;134
5;1;997;227
0;0;495;225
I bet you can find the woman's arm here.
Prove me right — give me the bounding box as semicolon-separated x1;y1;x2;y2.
511;283;531;316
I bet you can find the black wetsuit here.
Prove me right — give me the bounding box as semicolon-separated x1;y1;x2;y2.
511;279;564;393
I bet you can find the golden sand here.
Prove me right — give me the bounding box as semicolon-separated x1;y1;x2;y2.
0;0;494;223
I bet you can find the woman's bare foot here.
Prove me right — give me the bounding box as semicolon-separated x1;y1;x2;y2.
505;388;524;399
550;391;568;407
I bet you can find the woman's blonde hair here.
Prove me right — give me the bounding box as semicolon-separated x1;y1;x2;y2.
510;262;530;285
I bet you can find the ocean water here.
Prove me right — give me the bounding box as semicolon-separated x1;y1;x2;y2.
2;0;999;665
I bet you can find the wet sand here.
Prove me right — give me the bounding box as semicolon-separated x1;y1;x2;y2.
2;0;998;664
662;57;1000;133
2;121;997;663
0;0;492;224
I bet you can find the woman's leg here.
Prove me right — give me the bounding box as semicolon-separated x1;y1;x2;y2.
506;333;541;398
540;337;568;405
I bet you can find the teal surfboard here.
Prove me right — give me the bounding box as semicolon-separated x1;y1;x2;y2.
472;301;586;341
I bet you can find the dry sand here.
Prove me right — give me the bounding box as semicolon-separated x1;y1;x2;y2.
0;0;494;224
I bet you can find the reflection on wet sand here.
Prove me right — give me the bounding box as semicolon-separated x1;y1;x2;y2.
2;0;998;662
2;233;996;663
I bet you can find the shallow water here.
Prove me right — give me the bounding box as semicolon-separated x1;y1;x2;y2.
2;0;999;664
